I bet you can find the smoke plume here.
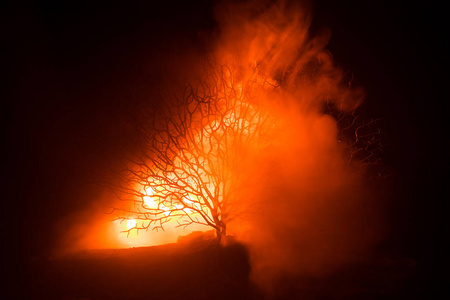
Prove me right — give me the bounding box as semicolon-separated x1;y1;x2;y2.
210;0;384;293
56;1;386;293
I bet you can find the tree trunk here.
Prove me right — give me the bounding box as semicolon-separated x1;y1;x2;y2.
216;224;227;243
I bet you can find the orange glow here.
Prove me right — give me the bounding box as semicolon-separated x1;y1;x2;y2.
110;182;209;247
143;187;158;209
60;1;375;261
106;0;361;247
126;219;136;230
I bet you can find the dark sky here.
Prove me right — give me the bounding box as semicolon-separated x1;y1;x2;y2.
5;0;447;295
6;0;216;256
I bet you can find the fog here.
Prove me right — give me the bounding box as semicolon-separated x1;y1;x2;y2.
213;0;385;292
57;0;387;293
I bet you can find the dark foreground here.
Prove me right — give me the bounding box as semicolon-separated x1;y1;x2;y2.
18;236;424;300
23;238;255;300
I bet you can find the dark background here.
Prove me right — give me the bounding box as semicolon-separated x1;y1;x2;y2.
4;0;447;298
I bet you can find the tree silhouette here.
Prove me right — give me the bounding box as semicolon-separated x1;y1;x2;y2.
110;61;277;241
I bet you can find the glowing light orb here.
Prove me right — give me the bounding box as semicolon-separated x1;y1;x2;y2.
126;219;137;229
143;187;159;209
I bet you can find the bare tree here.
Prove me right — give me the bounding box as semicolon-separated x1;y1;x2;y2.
109;61;278;241
107;49;383;242
326;102;385;177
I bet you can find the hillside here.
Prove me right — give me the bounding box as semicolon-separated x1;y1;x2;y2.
18;233;422;300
